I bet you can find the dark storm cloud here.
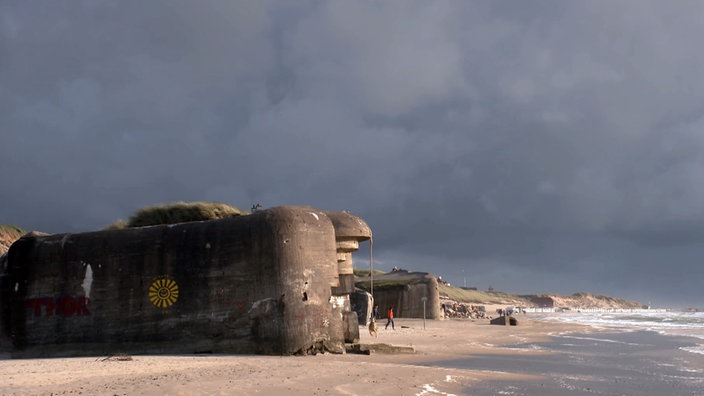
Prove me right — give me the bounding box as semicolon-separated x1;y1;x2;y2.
2;1;704;306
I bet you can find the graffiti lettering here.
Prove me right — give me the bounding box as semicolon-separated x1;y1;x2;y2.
25;296;91;318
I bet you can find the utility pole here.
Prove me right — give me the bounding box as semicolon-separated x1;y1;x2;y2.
421;297;428;330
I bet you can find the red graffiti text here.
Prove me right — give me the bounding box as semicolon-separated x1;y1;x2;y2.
25;296;91;318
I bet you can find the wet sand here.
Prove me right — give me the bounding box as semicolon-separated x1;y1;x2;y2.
0;317;587;395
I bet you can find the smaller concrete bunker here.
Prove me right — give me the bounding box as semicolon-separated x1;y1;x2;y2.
0;206;371;357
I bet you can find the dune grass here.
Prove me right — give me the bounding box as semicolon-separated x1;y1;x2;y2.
355;279;413;292
353;269;386;277
0;224;26;254
438;284;530;304
568;292;642;308
106;201;247;229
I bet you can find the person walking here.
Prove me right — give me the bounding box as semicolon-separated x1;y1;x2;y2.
385;306;395;330
372;304;379;320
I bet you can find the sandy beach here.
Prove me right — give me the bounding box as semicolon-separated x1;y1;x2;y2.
0;316;588;396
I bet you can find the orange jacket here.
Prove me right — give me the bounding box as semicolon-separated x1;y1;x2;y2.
387;308;394;319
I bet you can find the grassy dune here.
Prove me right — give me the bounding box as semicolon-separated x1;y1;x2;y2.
438;284;530;305
106;201;247;229
0;224;26;254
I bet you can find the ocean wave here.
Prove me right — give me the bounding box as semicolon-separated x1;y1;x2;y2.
531;311;704;356
680;345;704;356
531;311;704;331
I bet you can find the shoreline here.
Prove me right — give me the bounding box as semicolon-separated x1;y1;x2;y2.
4;315;700;395
0;317;590;395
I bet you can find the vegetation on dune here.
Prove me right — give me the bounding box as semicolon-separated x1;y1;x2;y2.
0;224;27;254
353;269;385;277
0;224;24;235
565;292;642;308
105;202;247;229
437;285;642;308
438;284;529;305
355;279;414;292
104;220;128;230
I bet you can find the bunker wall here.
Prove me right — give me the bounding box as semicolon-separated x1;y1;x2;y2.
1;206;342;357
369;278;440;320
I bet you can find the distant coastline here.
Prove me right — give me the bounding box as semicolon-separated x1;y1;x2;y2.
355;268;647;313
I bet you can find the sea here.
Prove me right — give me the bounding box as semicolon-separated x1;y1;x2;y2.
535;310;704;357
426;310;704;395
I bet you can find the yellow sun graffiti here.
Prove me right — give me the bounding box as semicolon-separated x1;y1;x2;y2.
149;277;179;308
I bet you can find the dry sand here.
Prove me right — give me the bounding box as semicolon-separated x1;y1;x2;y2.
0;316;588;396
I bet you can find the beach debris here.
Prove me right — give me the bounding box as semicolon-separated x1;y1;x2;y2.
98;353;133;361
346;343;415;355
440;300;488;319
295;340;346;355
489;316;518;326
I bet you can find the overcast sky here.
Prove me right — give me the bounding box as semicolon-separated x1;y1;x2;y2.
2;1;703;307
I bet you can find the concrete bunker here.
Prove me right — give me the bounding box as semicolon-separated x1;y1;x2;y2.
0;206;371;357
355;270;441;321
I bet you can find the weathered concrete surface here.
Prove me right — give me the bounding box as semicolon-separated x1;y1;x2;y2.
323;211;371;344
342;311;359;343
1;206;362;357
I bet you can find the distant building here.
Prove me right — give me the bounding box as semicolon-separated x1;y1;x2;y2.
355;270;441;321
524;296;555;308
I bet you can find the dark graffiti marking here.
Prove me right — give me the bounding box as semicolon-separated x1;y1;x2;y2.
25;296;91;318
